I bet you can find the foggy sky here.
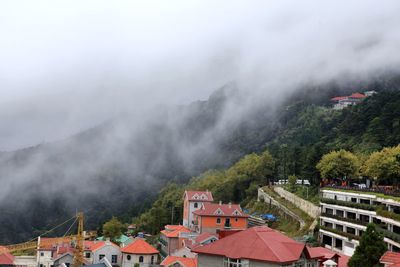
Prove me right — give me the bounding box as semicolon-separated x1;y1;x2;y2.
1;0;400;150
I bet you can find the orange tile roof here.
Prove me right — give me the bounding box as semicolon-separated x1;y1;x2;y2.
380;251;400;265
161;225;191;238
161;256;197;267
84;241;119;252
121;239;158;255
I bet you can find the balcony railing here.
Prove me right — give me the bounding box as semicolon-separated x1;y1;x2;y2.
320;213;370;226
158;238;168;246
224;223;232;229
322;186;400;198
321;198;376;211
320;226;360;241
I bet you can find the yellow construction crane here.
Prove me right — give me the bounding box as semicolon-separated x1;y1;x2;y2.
72;212;84;267
1;212;86;267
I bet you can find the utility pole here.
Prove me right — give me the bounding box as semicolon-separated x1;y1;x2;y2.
171;206;174;225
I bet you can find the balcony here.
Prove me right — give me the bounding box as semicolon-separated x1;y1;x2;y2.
321;213;369;226
320;225;360;241
321;198;376;211
323;186;400;199
224;223;232;229
158;237;167;247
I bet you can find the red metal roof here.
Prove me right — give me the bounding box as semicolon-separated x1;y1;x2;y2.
184;191;214;202
160;256;197;267
121;239;158;255
160;225;191;238
349;92;366;99
192;226;305;263
193;203;248;218
306;246;349;267
380;251;400;265
331;96;348;101
0;252;14;265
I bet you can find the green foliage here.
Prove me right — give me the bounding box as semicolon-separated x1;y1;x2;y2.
348;224;386;267
288;175;297;190
103;217;125;242
362;145;400;183
316;149;360;179
376;206;400;221
134;149;275;234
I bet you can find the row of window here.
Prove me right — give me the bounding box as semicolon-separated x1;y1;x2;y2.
125;254;155;264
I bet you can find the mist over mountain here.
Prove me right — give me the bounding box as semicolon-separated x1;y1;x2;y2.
1;1;400;244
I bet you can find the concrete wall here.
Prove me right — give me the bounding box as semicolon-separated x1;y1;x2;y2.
274;187;320;218
14;255;36;267
257;188;305;228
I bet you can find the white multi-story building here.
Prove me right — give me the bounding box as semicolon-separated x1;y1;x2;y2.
319;187;400;256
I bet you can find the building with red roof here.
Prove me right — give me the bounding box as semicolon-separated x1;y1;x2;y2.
0;252;14;267
307;246;349;267
83;241;121;267
121;239;158;267
380;251;400;267
183;191;214;229
160;256;197;267
192;226;319;267
330;92;369;110
159;225;191;256
192;202;248;234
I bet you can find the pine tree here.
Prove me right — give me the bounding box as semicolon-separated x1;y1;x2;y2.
348;223;387;267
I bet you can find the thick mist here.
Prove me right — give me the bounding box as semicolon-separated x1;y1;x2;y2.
1;0;400;243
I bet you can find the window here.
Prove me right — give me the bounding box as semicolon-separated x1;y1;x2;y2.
194;202;198;208
151;255;154;264
235;218;238;222
335;238;343;250
324;222;333;229
325;208;334;215
65;264;70;267
40;252;44;257
127;255;131;261
99;254;105;261
336;224;343;232
322;235;332;246
85;252;91;258
216;218;221;224
111;255;117;264
139;256;144;263
223;257;249;267
347;212;356;220
336;210;344;217
346;227;356;235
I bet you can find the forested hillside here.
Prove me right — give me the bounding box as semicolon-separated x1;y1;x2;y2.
1;75;399;244
134;86;400;234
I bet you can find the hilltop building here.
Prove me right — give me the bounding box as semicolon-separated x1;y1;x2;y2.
183;191;213;229
319;187;400;256
331;91;375;110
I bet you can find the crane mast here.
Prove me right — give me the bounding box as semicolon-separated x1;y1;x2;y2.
72;212;84;267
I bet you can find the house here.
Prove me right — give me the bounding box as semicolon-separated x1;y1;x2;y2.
331;92;367;110
37;237;74;267
84;241;121;267
160;256;197;267
307;247;349;267
0;252;14;267
159;225;190;257
52;252;74;267
192;202;248;234
121;239;158;267
183;191;213;229
380;251;400;267
192;226;320;267
173;233;218;258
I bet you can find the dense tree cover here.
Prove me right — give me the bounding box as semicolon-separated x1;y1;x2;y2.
348;224;386;267
362;145;400;183
134;150;275;234
316;149;360;180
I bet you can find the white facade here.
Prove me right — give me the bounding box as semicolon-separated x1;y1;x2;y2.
85;242;122;266
14;256;37;267
320;189;400;256
121;253;157;267
37;250;54;267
